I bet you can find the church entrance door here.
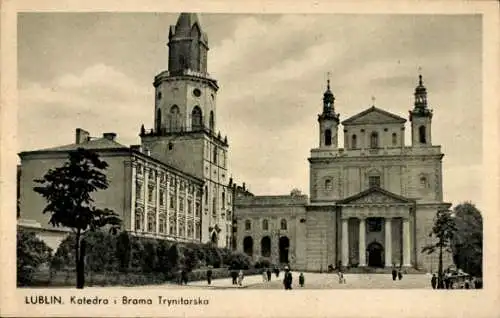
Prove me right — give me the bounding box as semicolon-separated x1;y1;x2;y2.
279;236;290;264
367;242;384;267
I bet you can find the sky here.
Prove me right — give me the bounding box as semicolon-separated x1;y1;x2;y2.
17;13;483;208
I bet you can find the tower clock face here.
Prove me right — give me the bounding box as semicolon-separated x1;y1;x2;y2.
193;88;201;97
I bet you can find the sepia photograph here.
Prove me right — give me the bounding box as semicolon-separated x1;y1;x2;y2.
2;1;499;317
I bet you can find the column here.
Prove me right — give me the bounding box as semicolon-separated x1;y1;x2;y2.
143;167;149;232
184;183;189;239
166;175;170;235
155;168;160;234
175;177;180;237
403;218;411;267
130;161;136;231
385;217;392;267
358;217;366;266
341;218;349;267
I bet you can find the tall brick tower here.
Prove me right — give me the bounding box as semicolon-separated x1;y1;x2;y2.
141;13;232;247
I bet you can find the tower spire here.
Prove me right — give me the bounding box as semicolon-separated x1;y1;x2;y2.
414;70;428;109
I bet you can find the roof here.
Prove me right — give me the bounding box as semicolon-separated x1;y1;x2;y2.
341;106;407;125
29;137;129;152
336;186;415;205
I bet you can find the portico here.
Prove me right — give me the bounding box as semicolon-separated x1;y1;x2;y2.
337;187;415;268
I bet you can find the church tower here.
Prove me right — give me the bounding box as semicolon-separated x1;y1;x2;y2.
318;79;340;148
140;13;231;248
409;73;433;147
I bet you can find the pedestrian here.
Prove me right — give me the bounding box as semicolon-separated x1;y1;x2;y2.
464;277;470;289
267;268;272;281
431;273;437;289
338;270;345;284
391;265;397;281
206;268;213;285
283;266;293;290
397;269;403;280
262;269;268;282
181;269;188;285
231;269;238;285
237;270;244;286
275;267;280;278
299;272;305;287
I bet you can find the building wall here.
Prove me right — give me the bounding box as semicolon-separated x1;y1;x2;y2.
305;208;336;271
234;195;307;269
19;152;129;232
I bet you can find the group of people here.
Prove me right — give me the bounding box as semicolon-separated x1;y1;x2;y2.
261;266;306;289
430;272;480;289
230;269;245;286
391;266;404;281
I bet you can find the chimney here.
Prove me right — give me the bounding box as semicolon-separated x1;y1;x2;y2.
103;132;117;141
75;128;90;144
242;182;246;191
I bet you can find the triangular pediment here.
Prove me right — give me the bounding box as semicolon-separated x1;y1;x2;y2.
341;106;407;125
337;187;414;205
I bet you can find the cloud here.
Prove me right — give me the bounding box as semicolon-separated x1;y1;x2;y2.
18;64;152;151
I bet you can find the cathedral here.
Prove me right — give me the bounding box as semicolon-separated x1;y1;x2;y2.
18;12;451;274
234;76;452;272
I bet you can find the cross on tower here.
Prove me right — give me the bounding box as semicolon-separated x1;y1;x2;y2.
371;96;376;106
327;72;331;88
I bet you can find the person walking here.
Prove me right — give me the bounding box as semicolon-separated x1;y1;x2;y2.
397;269;403;280
391;265;397;281
231;269;238;285
431;273;437;289
299;272;305;288
237;270;244;286
262;269;268;282
266;268;272;281
206;268;213;285
283;266;293;290
181;269;188;285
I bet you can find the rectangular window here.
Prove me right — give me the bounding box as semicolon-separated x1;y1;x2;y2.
148;186;154;202
369;176;381;188
367;218;383;232
195;202;201;217
136;183;142;199
159;189;164;206
170;196;175;209
187;199;192;215
222;192;225;209
179;198;184;212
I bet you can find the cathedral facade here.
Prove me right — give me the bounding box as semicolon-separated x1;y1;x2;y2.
235;77;452;272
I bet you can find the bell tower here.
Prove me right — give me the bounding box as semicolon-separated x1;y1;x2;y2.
140;13;231;248
318;78;340;148
409;72;433;147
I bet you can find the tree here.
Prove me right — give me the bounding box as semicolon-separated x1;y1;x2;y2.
451;202;483;277
422;209;457;289
33;148;121;289
17;229;52;286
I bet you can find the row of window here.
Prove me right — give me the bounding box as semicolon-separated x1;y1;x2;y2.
134;212;201;238
244;219;288;231
136;183;201;216
205;142;227;167
156;105;215;132
325;125;427;149
136;164;201;196
323;174;429;192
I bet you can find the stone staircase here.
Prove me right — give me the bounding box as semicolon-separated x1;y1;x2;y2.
343;267;427;274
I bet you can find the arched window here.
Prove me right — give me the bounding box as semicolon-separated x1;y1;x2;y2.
156;108;162;132
261;236;271;257
325;129;332;146
370;132;379;148
325;179;332;191
392;133;397;146
209;111;215;131
280;219;287;230
262;219;269;231
245;220;252;231
169;105;180;132
419;125;426;143
351;134;357;149
179;55;186;69
191;106;202;130
243;236;253;256
204;186;208;204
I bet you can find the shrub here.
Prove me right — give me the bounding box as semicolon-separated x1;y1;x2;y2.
17;229;52;286
227;251;252;270
115;231;131;272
